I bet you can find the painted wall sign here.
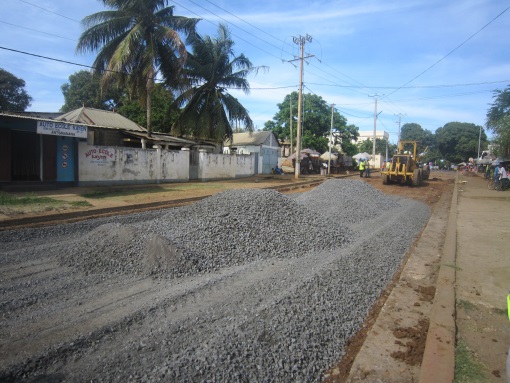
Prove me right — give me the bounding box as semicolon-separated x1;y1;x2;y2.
37;121;87;138
57;137;75;182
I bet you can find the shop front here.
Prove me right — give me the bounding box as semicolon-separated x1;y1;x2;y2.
0;114;87;188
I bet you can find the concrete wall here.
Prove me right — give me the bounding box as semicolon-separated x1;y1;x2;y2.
78;143;189;185
198;150;255;181
78;144;256;185
223;144;278;175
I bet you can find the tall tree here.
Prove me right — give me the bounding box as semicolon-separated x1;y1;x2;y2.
118;83;177;132
435;122;486;163
60;70;123;112
264;92;358;154
0;68;32;112
400;122;434;154
486;85;510;157
169;24;260;142
76;0;198;136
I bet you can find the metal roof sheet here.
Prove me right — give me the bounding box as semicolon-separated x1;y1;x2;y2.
225;131;274;146
124;131;197;146
56;107;146;132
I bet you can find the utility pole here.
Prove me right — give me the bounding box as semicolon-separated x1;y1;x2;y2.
368;94;380;169
289;96;293;155
328;103;335;174
290;34;313;179
477;125;482;159
394;113;405;146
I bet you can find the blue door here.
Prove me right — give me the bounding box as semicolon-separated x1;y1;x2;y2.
56;137;75;182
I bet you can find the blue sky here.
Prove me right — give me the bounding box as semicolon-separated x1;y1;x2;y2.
1;0;509;144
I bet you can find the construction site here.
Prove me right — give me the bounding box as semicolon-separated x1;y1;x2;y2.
0;171;508;382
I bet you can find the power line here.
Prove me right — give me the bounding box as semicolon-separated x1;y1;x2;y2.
386;5;510;98
0;20;76;41
170;0;288;62
306;79;510;89
0;46;162;81
182;0;294;58
176;1;375;95
202;0;294;50
16;0;80;23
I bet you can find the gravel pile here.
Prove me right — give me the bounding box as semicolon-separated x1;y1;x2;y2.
60;189;353;277
295;179;401;223
0;180;433;382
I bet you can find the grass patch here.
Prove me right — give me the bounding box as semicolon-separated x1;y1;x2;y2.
0;192;61;206
455;338;490;383
491;307;507;316
80;187;166;199
80;183;225;199
457;299;477;311
70;201;93;207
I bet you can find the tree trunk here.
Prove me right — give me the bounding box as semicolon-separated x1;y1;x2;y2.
146;68;155;138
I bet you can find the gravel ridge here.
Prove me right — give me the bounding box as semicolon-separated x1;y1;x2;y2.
0;179;431;382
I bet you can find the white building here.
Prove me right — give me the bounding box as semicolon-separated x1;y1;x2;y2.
356;130;389;142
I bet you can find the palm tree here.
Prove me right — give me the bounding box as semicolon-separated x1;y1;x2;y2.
169;24;264;142
76;0;199;137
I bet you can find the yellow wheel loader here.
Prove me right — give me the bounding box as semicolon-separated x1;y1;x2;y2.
381;140;423;186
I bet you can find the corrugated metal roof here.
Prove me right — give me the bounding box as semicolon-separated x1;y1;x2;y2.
0;112;89;127
226;131;273;146
56;107;146;132
124;131;197;147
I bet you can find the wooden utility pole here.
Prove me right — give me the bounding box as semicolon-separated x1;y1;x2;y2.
395;113;405;147
328;103;335;174
369;94;379;168
290;96;293;155
290;34;313;179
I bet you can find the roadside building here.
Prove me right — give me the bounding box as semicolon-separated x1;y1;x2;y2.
0;107;197;188
223;131;280;174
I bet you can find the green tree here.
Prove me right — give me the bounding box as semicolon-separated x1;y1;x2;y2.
0;68;32;111
76;0;198;136
60;70;123;112
435;122;486;163
264;92;358;154
118;83;177;132
169;24;259;142
356;138;396;158
486;85;510;157
400;123;434;153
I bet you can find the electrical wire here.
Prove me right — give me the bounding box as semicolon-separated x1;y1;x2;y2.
16;0;80;23
385;5;510;98
0;20;76;41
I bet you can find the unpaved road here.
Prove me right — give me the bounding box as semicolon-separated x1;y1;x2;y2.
3;171;503;382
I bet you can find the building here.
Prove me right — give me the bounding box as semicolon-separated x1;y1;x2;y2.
0;108;197;188
356;130;389;142
223;131;280;174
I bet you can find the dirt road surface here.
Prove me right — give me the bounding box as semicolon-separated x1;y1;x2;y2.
1;171;508;382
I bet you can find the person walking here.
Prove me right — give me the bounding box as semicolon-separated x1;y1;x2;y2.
494;164;500;188
499;164;508;191
359;160;365;177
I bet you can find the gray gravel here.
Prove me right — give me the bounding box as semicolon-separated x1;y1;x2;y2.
295;178;401;223
0;179;431;382
59;188;352;278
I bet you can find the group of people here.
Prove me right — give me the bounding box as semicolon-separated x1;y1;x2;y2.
492;163;509;190
358;159;371;178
